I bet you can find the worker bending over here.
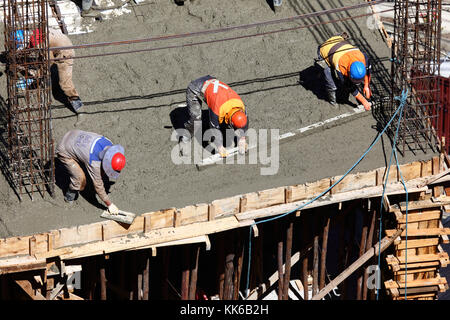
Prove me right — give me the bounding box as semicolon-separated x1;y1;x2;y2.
56;129;126;215
316;33;372;110
184;75;248;157
29;28;83;112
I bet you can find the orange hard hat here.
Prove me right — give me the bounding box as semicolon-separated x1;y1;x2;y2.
111;152;126;172
29;29;41;48
230;110;247;129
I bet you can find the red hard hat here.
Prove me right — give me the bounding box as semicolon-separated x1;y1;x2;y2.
29;29;41;48
111;152;126;172
231;110;247;129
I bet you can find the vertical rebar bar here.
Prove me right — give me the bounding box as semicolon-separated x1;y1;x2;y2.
3;0;55;199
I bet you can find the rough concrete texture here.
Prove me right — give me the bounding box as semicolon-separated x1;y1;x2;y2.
0;0;436;237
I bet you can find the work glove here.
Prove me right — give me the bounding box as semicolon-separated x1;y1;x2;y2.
238;137;248;155
108;203;120;215
363;86;372;99
355;92;372;111
218;146;228;158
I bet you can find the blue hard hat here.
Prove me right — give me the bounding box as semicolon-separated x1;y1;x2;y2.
349;61;366;82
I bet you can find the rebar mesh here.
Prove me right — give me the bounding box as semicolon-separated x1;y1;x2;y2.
388;0;442;155
3;0;54;200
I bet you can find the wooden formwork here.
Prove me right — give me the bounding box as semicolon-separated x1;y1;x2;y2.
1;156;450;300
384;196;450;299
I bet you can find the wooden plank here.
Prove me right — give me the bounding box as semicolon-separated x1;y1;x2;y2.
397;210;441;224
311;229;403;300
399;199;448;212
440;221;450;244
0;256;47;275
53;223;102;249
385;277;447;289
246;251;301;300
399;161;423;181
240;187;286;211
210;196;241;219
385;228;450;237
388;252;449;265
287;184;308;202
421;160;433;177
376;165;398;185
395;238;439;250
146;208;176;230
38;216;241;260
15;279;46;300
177;204;209;226
332;171;376;194
236;182;429;222
0;237;34;258
394;267;438;276
99;216;145;240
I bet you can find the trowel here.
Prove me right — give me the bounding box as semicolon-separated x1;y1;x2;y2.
100;209;136;225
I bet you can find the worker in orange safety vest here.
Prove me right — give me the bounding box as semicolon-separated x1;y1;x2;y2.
316;33;372;111
183;75;249;157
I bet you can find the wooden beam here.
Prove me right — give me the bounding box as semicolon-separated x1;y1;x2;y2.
38;216;240;261
15;279;46;300
246;251;302;300
282;218;293;300
236;182;430;222
276;223;284;300
181;246;190;300
319;215;330;291
0;257;46;275
385;228;450;237
362;208;376;300
312;228;403;300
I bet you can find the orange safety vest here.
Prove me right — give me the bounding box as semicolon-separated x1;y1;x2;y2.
319;36;366;78
204;80;245;125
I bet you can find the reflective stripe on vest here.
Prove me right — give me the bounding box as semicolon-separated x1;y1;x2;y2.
319;36;359;71
204;80;245;124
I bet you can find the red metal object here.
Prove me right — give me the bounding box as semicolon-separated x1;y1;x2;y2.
438;75;450;153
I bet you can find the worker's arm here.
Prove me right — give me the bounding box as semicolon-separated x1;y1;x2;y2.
235;117;249;154
363;52;372;99
208;110;227;157
87;163;115;208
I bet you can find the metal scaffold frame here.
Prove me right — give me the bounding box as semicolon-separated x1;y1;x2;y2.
3;0;54;200
389;0;442;155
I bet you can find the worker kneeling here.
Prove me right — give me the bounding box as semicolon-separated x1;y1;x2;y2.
56;130;125;215
183;75;248;158
316;33;372;111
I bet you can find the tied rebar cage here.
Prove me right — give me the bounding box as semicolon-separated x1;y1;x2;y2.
3;0;54;200
389;0;442;155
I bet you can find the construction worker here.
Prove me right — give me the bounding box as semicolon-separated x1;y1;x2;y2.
183;75;248;157
316;33;372;111
56;129;126;215
29;28;83;112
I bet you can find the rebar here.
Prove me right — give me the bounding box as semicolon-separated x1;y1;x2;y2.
3;0;54;200
389;0;442;155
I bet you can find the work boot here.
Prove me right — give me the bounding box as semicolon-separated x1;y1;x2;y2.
69;97;83;113
327;90;337;106
64;189;78;204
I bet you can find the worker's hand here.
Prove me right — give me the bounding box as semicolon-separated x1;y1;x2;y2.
108;203;120;215
363;86;372;99
238;137;248;155
363;101;372;111
218;146;228;158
